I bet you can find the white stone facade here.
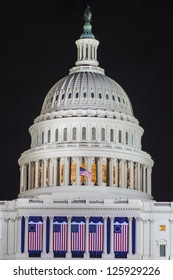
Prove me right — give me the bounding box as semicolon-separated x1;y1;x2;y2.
0;7;172;260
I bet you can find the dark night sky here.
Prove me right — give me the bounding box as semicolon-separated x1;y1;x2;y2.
0;0;173;201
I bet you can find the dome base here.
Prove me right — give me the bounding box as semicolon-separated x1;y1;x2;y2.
18;185;153;201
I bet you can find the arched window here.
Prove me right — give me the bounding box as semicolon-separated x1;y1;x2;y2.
119;130;122;143
72;127;76;140
91;92;94;98
125;132;128;145
82;127;86;140
41;132;44;145
63;128;67;141
55;129;58;142
92;127;96;141
76;92;79;98
99;92;102;99
101;128;105;141
48;130;51;143
110;129;114;142
83;92;87;98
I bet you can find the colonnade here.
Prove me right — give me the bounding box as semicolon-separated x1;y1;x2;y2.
20;157;151;195
17;216;139;258
1;216;173;259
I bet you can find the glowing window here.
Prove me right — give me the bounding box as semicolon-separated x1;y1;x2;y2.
159;225;166;231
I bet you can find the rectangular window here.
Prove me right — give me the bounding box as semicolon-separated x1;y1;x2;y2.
160;244;166;257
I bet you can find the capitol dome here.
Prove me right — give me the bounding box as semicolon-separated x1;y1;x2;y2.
18;5;153;202
40;71;133;118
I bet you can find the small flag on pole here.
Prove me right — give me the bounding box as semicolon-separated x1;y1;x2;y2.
80;167;91;178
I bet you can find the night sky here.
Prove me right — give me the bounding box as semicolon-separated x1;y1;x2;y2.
0;0;173;201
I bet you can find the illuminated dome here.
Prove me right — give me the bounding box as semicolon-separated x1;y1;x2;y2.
40;72;133;118
18;5;153;201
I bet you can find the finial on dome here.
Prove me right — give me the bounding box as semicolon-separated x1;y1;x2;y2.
80;5;95;39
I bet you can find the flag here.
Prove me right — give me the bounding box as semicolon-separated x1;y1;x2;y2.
114;221;128;252
28;216;43;252
89;221;103;252
80;167;91;178
71;222;86;252
53;221;68;252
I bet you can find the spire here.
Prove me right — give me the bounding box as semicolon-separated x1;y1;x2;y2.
80;5;95;39
69;5;104;74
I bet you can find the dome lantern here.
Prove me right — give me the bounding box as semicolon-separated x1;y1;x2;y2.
73;5;101;70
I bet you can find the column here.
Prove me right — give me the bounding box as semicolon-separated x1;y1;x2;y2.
28;162;31;190
103;217;107;255
143;219;150;259
110;217;114;257
65;157;70;186
121;160;125;187
43;159;47;187
135;217;140;258
14;218;18;254
84;217;89;258
53;158;57;186
42;217;47;255
76;158;80;185
115;159;118;187
147;168;152;195
137;163;140;191
3;218;8;257
20;166;24;193
8;218;15;256
139;218;144;259
130;161;134;189
124;160;127;188
169;220;173;259
143;166;146;192
87;158;92;186
88;44;91;60
150;219;155;259
127;217;132;257
97;157;103;186
67;217;71;258
16;217;21;254
49;217;53;257
35;161;39;188
49;159;53;186
109;158;113;187
24;217;28;254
